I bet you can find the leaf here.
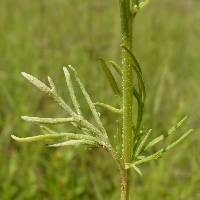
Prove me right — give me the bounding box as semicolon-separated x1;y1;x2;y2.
121;45;142;74
132;129;193;166
63;67;82;115
21;72;50;93
48;139;98;147
21;72;76;117
132;64;146;101
133;149;164;166
40;125;56;134
133;88;143;131
133;165;143;176
21;116;75;124
125;163;143;176
99;58;121;95
133;87;144;133
21;71;99;135
11;133;71;143
136;103;144;132
109;60;122;76
135;129;152;157
121;45;146;131
137;155;146;160
114;120;122;155
42;76;100;135
94;102;122;114
11;133;100;144
133;87;141;104
67;65;107;137
52;94;100;135
50;88;75;115
121;45;145;102
40;124;90;137
47;76;57;92
164;129;193;151
145;116;188;150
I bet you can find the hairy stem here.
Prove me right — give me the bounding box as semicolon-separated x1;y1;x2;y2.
119;166;129;200
119;0;134;199
120;0;133;164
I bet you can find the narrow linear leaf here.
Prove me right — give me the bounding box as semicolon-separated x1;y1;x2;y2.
47;76;57;92
63;67;82;115
135;129;152;157
114;120;122;154
21;72;50;93
21;70;101;136
40;125;56;134
145;116;188;150
131;64;146;101
94;102;122;114
11;133;100;144
21;116;75;124
109;60;122;76
134;149;164;166
21;72;98;135
136;102;144;132
75;116;102;136
133;87;144;133
133;87;142;128
121;45;146;103
22;72;76;117
50;88;75;115
40;125;91;140
55;97;99;134
137;155;146;160
133;87;141;104
121;45;142;74
48;139;98;147
133;165;143;176
48;89;100;134
67;65;107;137
11;133;71;143
164;129;193;151
133;129;193;166
99;58;121;95
125;163;143;176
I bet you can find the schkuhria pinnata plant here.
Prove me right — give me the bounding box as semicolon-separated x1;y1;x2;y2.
12;0;193;199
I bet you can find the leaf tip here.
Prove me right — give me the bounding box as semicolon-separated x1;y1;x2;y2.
47;76;52;82
21;72;50;93
21;71;26;76
21;116;27;120
21;71;30;79
63;66;70;76
11;135;21;142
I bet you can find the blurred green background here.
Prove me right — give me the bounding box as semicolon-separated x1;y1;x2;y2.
0;0;200;199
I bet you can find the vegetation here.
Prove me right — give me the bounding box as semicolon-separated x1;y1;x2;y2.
0;0;200;199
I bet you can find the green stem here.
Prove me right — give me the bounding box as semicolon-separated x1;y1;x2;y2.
120;0;133;163
119;0;134;199
119;166;129;200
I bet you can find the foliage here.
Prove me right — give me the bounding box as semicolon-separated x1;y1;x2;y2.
0;0;199;199
11;46;193;177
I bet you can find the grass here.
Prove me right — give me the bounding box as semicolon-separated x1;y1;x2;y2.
0;0;200;199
